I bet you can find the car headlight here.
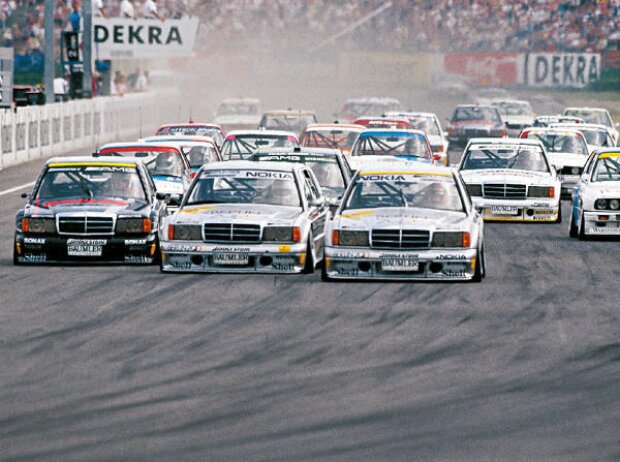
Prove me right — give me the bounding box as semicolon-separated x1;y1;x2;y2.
263;226;301;242
528;186;554;198
466;184;482;196
22;217;56;234
432;231;471;248
116;217;152;234
610;199;620;210
332;230;369;247
168;224;202;240
595;199;608;210
571;167;581;175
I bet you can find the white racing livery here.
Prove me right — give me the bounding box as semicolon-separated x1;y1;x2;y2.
323;165;485;281
520;128;590;197
570;149;620;238
458;138;561;222
160;161;328;273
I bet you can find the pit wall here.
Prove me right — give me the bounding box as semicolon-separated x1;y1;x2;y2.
0;92;175;170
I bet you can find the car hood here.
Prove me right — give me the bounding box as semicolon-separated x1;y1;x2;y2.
584;181;620;197
337;207;469;231
460;169;553;185
546;153;588;168
25;198;147;216
174;203;303;225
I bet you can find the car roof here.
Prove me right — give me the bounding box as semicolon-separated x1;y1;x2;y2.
46;156;143;166
385;111;438;118
523;127;585;135
254;147;342;156
549;123;610;131
201;160;307;173
468;137;545;147
343;97;401;104
98;142;183;151
455;104;498;110
218;97;261;104
564;107;610;113
142;135;217;143
158;122;222;129
592;148;620;156
303;123;365;131
224;129;298;137
356;163;455;176
490;99;531;105
358;128;428;137
262;110;316;116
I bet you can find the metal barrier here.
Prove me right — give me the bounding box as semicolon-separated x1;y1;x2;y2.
0;92;174;170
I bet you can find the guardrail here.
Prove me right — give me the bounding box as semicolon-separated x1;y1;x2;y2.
0;92;172;170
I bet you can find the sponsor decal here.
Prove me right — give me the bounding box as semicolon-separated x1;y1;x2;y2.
525;53;600;88
442;270;467;277
24;254;46;262
588;227;620;234
443;52;519;86
341;210;376;219
125;239;147;245
180;205;215;214
24;237;46;244
170;260;192;269
437;254;468;260
39;198;129;207
470;144;542;152
278;244;292;253
125;255;148;263
212;246;251;253
201;170;294;180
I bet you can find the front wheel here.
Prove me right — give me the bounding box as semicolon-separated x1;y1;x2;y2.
12;240;20;266
578;212;587;240
471;249;483;283
555;203;562;223
302;237;315;274
569;210;578;238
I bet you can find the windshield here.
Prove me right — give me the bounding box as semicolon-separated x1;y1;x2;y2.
564;110;612;127
35;164;146;203
157;126;221;137
256;154;345;190
452;107;501;124
261;114;315;132
407;117;441;136
352;133;431;159
493;102;532;116
344;173;463;212
575;129;612;147
186;169;301;207
182;145;219;168
524;133;588;155
592;156;620;182
143;152;185;178
221;135;296;160
461;145;549;172
300;129;359;150
216;103;260;117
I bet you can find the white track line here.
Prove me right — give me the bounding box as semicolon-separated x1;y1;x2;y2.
0;181;35;196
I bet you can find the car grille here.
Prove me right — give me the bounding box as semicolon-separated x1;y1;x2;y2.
371;229;430;249
57;215;115;235
203;223;261;242
559;166;582;176
482;183;527;199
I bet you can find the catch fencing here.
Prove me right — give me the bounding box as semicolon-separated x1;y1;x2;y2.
0;92;173;170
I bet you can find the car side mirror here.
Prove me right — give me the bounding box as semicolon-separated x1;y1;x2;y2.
156;192;168;201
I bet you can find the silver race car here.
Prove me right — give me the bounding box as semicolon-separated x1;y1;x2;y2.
160;161;328;273
323;164;485;281
458;138;561;222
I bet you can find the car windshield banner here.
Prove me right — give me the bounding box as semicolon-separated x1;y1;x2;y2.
93;17;198;60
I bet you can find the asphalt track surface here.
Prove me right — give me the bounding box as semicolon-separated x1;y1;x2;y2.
1;139;620;460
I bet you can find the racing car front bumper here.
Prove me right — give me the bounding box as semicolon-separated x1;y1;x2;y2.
323;247;478;281
582;211;620;236
14;233;158;264
160;241;308;273
557;174;579;198
471;197;559;222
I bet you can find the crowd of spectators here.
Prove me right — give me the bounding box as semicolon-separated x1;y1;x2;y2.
2;0;620;56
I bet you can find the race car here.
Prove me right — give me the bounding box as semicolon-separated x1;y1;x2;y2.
353;117;413;130
491;99;534;136
458;138;561;222
322;164;485;281
385;111;450;166
159;161;328;273
519;128;589;197
220;130;299;161
472;87;511;106
549;122;616;152
336;97;402;123
446;105;506;148
258;110;318;135
137;137;222;174
350;129;436;169
299;123;365;155
532;115;585;127
213;97;262;131
563;107;619;144
13;157;165;264
97;142;192;207
249;146;353;214
155;122;225;147
569;148;620;239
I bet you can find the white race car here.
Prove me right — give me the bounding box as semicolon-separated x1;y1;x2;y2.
548;123;615;152
520;128;590;197
458;138;561;222
563;107;619;144
569;148;620;238
491;99;534;136
160;161;328;273
323;164;485;281
213;97;262;131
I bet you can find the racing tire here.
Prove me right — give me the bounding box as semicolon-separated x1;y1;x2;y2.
302;237;315;274
471;250;483;283
555;203;562;224
12;241;20;266
569;211;579;238
578;212;587;241
152;238;162;266
320;263;331;282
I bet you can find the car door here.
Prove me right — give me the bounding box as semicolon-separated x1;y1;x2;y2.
301;168;327;259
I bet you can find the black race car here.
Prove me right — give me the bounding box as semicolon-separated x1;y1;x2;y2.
13;156;167;264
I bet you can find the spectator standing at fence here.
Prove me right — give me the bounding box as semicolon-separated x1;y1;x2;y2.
53;76;69;102
143;0;164;21
135;68;148;91
93;0;106;18
120;0;135;19
70;1;81;31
